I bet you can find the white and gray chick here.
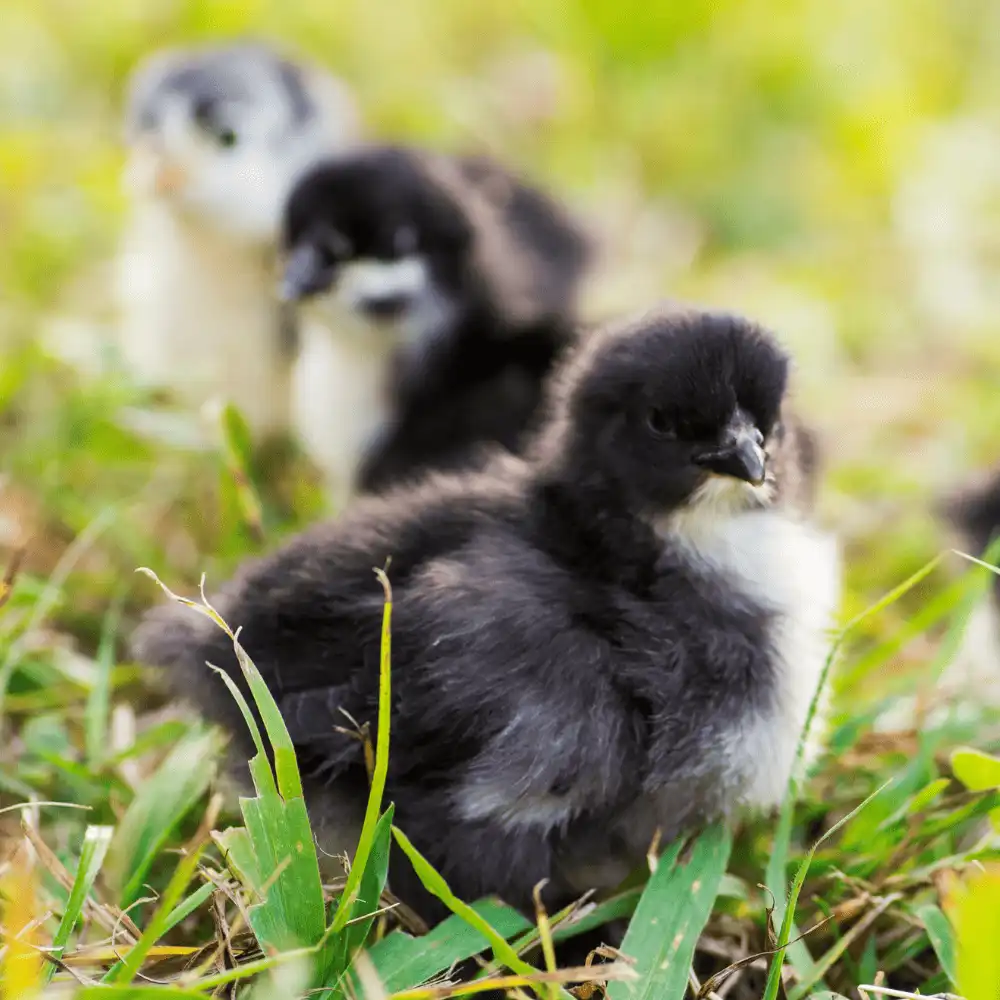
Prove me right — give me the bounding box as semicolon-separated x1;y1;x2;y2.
116;40;361;439
279;144;592;509
132;306;840;925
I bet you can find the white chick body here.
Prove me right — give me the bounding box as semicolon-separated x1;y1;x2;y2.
116;42;361;439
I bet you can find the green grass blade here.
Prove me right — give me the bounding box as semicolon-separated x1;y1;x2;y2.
105;831;210;984
948;865;1000;1000
231;633;303;802
341;804;396;956
319;804;396;996
218;401;265;543
97;882;215;981
136;572;327;950
238;788;325;951
0;505;116;722
390;825;538;980
207;662;275;797
331;570;394;933
766;553;946;983
163;881;216;931
41;823;113;984
86;591;123;769
104;726;221;906
214;825;264;898
135;569;294;798
916;902;958;986
607;823;733;1000
244;954;315;1000
762;779;894;1000
362;900;533;994
77;988;214;1000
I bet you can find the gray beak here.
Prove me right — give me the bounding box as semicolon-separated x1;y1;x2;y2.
279;243;330;303
694;409;767;486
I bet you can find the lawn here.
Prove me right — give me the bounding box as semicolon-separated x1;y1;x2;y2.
2;2;1000;998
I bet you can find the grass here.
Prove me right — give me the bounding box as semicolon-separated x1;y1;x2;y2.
3;1;1000;998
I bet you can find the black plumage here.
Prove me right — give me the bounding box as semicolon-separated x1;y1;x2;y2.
132;307;839;927
280;144;591;495
946;468;1000;619
947;469;1000;567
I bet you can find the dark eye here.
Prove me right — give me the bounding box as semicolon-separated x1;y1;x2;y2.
646;407;675;438
192;97;237;148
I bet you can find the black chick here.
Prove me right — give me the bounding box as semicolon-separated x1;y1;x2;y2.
943;468;1000;674
132;306;840;925
280;144;590;507
947;468;1000;574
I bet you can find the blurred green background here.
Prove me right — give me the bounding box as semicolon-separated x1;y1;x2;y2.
2;0;1000;696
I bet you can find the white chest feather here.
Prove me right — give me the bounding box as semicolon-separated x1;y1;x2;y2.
115;203;292;437
669;498;841;810
288;257;455;510
290;304;396;512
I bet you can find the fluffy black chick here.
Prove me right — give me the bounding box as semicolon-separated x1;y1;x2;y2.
944;469;1000;675
279;144;590;509
132;306;840;925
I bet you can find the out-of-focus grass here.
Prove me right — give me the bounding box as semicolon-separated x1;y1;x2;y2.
2;1;1000;998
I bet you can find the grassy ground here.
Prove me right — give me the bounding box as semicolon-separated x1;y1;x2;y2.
2;1;1000;997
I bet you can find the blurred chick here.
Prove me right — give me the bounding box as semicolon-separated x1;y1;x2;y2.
132;306;840;923
943;469;1000;685
280;145;592;508
116;41;361;438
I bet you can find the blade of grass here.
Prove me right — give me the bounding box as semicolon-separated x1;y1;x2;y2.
390;826;539;981
945;863;1000;1000
0;505;116;723
607;823;732;1000
915;903;957;986
330;568;394;934
104;726;221;906
532;883;559;1000
761;779;894;1000
361;900;533;995
99;883;218;984
320;804;396;996
77;987;215;999
104;818;213;984
788;893;900;1000
138;571;327;951
41;824;113;985
218;401;265;544
766;553;947;981
86;590;124;769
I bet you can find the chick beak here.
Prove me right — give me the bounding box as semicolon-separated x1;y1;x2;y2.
127;141;187;197
279;243;329;303
694;410;767;487
151;157;187;195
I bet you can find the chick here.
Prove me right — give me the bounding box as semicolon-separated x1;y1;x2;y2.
943;470;1000;688
280;145;591;508
116;41;361;438
132;306;840;923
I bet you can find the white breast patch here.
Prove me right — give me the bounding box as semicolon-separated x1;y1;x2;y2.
662;484;842;811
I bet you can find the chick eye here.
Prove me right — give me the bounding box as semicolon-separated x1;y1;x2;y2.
646;407;675;438
215;126;238;149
